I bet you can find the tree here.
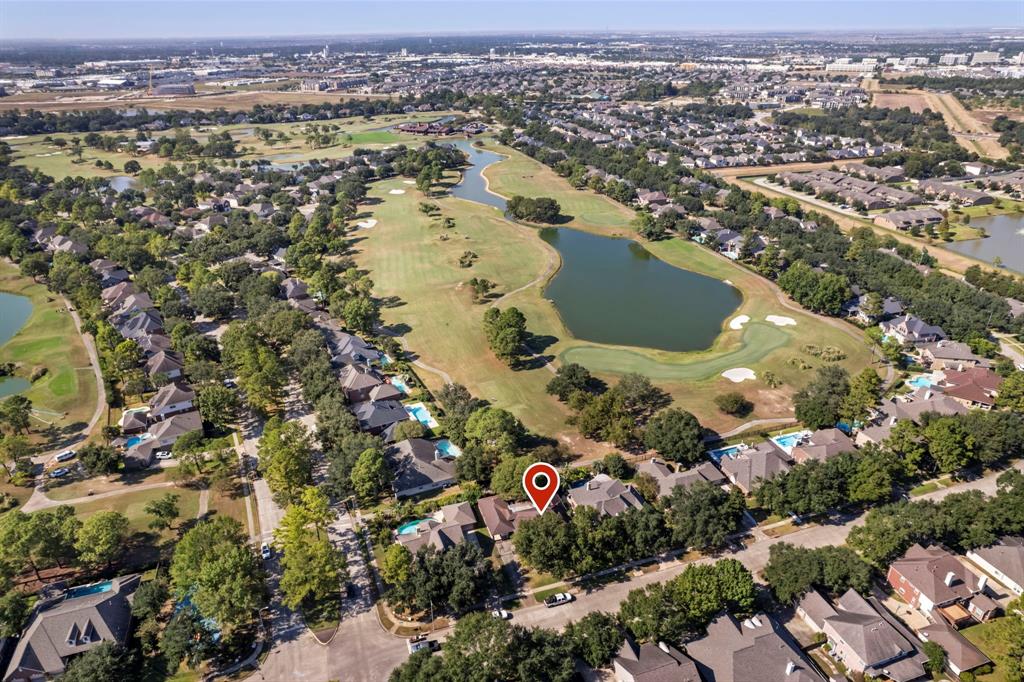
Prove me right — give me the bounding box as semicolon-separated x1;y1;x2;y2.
170;517;266;632
259;419;313;506
506;195;562;223
75;511;129;569
0;591;30;638
483;307;528;366
350;447;392;504
160;608;217;671
794;366;850;430
922;641;947;679
380;544;413;590
565;611;624;668
196;384;239;427
144;493;181;531
512;513;574;579
123;159;141;174
924;417;976;473
665;482;746;551
490;454;537;500
764;543;873;603
130;576;169;622
464;407;524;458
342;296;380;334
996;372;1024;412
714;392;753;417
77;443;121;475
62;642;134;682
0;396;32;434
598;453;631;480
842;368;882;424
545;363;594;402
643;408;704;465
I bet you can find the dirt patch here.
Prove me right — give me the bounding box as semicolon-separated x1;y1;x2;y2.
872;91;929;113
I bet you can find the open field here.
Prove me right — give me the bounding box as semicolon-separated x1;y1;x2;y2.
7;112;457;180
961;621;1012;682
356;145;875;437
0;87;396;113
0;261;99;438
712;166;999;276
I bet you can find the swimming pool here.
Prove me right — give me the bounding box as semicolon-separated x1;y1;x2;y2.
390;376;411;394
397;519;431;535
435;439;462;458
908;375;934;389
67;581;112;598
125;433;152;448
770;430;812;455
405;402;439;429
707;444;745;463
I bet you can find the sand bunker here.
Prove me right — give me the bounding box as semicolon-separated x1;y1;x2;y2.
356;219;378;229
722;368;756;383
766;315;796;327
389;189;406;195
728;315;750;330
403;180;415;185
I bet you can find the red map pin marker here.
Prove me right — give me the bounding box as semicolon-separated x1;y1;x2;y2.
522;462;560;515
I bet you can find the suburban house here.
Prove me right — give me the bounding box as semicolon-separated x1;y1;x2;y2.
124;410;203;469
4;575;140;682
567;474;645;517
635;459;726;499
396;502;476;554
329;330;383;366
876;390;968;425
917;620;992;678
789;428;855;464
351;399;410;439
685;612;825;682
797;588;927;682
613;636;700;682
144;349;184;380
873;208;943;231
718;442;792;494
880;315;946;346
476;495;538;541
888;544;999;626
147;382;196;421
339;365;385;403
386;438;456;499
939;367;1002;410
119;409;148;435
966;537;1024;596
919;340;991;370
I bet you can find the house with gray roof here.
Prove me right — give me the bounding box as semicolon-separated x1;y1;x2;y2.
4;574;140;682
917;620;991;678
567;474;645;517
476;495;538;541
880;315;946;346
635;459;726;499
685;612;824;682
148;382;196;421
351;399;410;439
339;365;385;403
888;544;998;625
613;636;700;682
967;536;1024;597
387;438;456;499
144;350;184;381
919;340;990;370
396;502;477;554
718;442;792;494
790;428;855;464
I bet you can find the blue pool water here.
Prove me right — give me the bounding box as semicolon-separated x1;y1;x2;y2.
125;434;152;448
405;403;438;428
707;445;744;463
397;519;431;535
67;581;112;598
436;439;462;458
908;376;934;389
391;376;411;394
771;430;812;455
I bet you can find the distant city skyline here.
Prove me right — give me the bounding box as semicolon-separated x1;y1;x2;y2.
2;1;1022;41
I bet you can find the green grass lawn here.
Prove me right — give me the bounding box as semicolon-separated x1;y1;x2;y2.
70;486;201;536
0;261;99;438
961;620;1012;681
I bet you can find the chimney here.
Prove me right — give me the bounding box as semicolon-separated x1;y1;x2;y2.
786;661;796;676
944;571;956;587
658;642;671;654
978;575;987;592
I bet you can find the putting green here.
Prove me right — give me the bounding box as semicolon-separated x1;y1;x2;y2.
560;322;792;381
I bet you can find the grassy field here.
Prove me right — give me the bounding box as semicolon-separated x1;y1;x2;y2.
8;112;457;180
71;486;202;536
0;261;98;437
961;620;1012;681
355;147;874;438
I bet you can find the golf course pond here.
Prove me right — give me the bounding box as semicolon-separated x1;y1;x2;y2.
945;213;1024;274
0;291;32;398
449;139;742;352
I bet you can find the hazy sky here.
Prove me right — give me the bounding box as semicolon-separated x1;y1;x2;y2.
2;1;1022;41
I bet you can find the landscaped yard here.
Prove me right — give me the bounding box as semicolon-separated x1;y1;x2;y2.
962;620;1013;681
70;485;202;537
0;261;99;438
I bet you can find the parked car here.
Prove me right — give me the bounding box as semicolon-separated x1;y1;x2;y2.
491;609;511;620
155;451;174;460
54;450;76;462
260;542;272;560
49;467;70;479
407;639;439;654
544;593;573;608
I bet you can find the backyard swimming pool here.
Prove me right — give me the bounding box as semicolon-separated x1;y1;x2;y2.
67;581;112;598
405;402;439;429
397;519;431;535
771;430;812;455
125;433;152;448
390;376;411;394
436;439;462;458
908;375;935;389
707;444;746;463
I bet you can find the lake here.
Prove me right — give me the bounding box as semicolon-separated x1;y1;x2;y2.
945;213;1024;274
0;291;32;398
448;139;741;352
